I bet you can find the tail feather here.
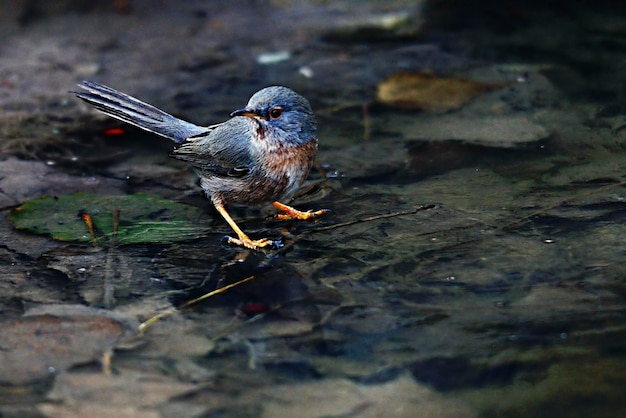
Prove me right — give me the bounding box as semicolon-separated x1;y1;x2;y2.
72;80;207;144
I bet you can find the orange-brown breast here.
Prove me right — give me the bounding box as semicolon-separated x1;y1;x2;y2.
262;139;317;200
218;137;317;206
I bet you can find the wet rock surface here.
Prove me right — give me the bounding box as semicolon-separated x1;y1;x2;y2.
1;0;626;417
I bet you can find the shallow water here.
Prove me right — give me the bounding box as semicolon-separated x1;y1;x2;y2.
0;1;625;417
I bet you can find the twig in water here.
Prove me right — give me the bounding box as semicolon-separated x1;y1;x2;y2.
137;274;257;335
311;204;436;233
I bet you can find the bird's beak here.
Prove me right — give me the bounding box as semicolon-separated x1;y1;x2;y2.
230;108;266;120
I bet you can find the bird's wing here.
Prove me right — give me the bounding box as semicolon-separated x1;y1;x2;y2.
170;118;254;177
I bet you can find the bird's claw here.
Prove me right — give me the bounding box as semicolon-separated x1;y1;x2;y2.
224;235;282;250
273;203;332;221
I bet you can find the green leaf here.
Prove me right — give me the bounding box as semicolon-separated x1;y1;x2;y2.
10;192;209;245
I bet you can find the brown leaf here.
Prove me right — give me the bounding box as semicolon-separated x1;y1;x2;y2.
376;72;506;112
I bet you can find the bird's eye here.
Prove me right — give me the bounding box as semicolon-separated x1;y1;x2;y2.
268;106;283;120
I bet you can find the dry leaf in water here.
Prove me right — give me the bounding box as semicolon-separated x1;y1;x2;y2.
376;73;506;112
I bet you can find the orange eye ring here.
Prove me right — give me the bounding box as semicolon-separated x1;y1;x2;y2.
268;106;283;120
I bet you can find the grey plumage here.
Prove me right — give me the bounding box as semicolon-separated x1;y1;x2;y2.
171;117;255;178
73;80;207;143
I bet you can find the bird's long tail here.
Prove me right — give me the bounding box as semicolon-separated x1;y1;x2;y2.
72;80;207;144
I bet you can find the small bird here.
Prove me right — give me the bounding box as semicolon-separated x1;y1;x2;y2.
72;81;328;249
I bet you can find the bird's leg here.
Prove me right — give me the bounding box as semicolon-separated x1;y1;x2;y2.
272;201;330;221
213;202;275;249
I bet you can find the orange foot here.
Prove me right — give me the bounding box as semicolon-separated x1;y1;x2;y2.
272;201;331;221
214;201;281;250
225;235;279;250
